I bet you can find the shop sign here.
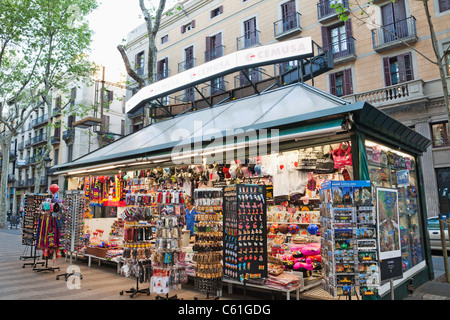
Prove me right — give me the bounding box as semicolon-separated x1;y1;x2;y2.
126;37;313;113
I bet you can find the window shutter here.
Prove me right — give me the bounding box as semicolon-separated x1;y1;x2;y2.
321;26;331;49
343;69;353;95
398;53;413;83
181;25;185;33
382;57;392;86
439;0;450;12
108;90;114;102
191;20;195;28
205;36;211;61
329;73;337;96
219;5;223;14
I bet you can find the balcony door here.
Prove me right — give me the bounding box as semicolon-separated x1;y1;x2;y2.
281;0;296;32
381;0;407;43
244;17;257;48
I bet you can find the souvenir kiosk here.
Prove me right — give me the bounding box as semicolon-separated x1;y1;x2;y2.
49;36;432;299
49;78;433;300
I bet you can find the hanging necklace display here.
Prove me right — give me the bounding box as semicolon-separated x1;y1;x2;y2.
21;194;48;268
192;188;223;298
56;190;84;281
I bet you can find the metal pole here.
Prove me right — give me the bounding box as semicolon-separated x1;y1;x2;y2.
440;214;450;283
390;279;395;300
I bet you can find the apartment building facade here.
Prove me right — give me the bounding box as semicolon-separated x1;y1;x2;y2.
123;0;450;218
2;78;126;214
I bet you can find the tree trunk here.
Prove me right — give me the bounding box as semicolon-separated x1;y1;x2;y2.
420;0;450;122
0;137;12;228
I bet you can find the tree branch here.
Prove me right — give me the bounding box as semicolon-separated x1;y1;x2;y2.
117;44;145;88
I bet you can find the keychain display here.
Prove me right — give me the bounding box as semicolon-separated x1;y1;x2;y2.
150;201;186;296
193;188;223;296
223;184;267;282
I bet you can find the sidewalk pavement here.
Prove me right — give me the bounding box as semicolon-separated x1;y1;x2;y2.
1;223;449;300
403;274;450;300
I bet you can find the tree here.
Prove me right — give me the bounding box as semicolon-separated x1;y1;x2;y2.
0;0;97;227
31;0;98;194
333;0;449;122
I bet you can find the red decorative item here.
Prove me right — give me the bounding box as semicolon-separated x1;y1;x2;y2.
49;184;59;194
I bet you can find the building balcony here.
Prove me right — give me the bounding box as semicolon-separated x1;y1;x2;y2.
236;30;261;50
15;179;26;188
322;36;356;65
343;79;427;109
156;69;170;82
274;12;302;39
53;107;61;116
51;134;61;145
26;178;35;186
16;159;29;167
317;0;349;23
8;174;15;182
25;140;31;149
178;58;196;73
18;142;24;151
31;114;49;128
205;45;225;62
371;16;418;53
31;134;46;146
62;128;75;141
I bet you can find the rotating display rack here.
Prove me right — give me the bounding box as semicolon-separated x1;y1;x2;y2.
192;188;223;298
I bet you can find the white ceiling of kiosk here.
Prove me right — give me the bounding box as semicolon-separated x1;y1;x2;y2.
55;82;345;169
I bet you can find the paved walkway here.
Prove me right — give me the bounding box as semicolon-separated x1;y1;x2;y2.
1;225;448;301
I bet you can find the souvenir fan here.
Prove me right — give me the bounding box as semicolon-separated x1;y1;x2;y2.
288;224;299;234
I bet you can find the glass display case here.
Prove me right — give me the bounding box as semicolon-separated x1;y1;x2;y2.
365;140;425;272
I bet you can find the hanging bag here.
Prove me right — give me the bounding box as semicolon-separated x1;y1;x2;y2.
332;142;352;169
315;146;335;174
306;172;316;191
298;147;321;171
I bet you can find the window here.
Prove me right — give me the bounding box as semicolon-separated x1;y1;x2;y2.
381;0;408;42
205;33;223;62
55;96;62;110
438;0;450;13
54;148;59;166
184;46;194;70
383;53;414;86
157;57;169;81
211;6;223;18
135;51;145;76
243;17;258;48
445;45;450;76
67;144;73;162
104;90;113;107
322;20;353;59
181;20;195;34
102;115;110;131
211;77;226;94
70;88;76;107
436;167;450;216
121;120;125;136
161;35;168;44
281;0;297;32
431;122;450;147
239;68;261;86
329;69;353;97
